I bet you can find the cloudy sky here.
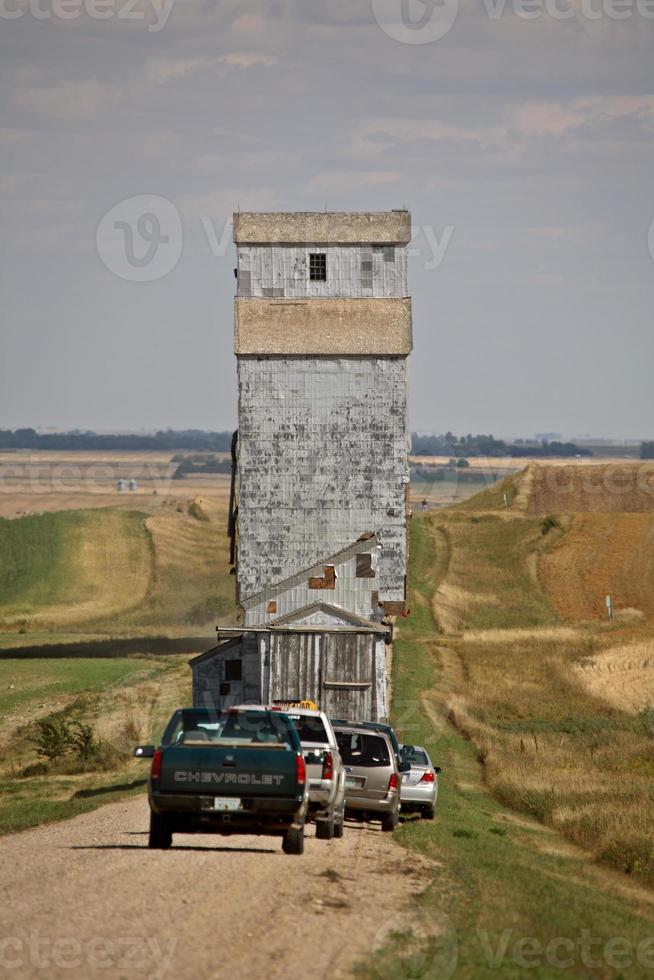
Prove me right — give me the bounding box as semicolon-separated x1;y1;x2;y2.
1;0;653;439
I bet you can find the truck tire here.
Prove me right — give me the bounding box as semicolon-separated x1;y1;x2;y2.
148;812;172;849
421;805;435;821
333;816;344;839
315;814;335;840
381;809;399;833
282;826;305;855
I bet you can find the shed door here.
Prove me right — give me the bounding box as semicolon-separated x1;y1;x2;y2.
320;633;374;720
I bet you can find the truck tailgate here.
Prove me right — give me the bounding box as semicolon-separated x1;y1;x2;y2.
159;745;301;798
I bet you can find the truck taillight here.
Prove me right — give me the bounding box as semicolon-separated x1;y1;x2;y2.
322;751;334;781
150;748;163;780
296;753;306;786
419;771;435;784
388;772;399;793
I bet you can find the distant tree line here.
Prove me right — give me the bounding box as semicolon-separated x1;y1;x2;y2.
0;427;597;459
410;433;592;458
641;442;654;459
172;454;232;478
0;429;233;452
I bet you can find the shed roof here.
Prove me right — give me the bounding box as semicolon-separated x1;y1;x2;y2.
266;601;388;632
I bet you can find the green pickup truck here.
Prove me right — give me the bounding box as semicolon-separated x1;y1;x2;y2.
134;707;309;854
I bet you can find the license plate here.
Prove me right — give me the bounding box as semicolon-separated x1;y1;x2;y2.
213;797;241;811
345;776;365;789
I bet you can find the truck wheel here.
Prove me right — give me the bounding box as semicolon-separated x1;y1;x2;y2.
148;812;172;849
333;817;344;839
282;826;305;855
315;814;335;841
421;805;435;821
381;809;399;833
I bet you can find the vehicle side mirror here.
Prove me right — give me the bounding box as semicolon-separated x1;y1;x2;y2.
434;766;442;774
134;745;155;759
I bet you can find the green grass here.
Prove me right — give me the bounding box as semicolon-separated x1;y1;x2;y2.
453;472;521;512
0;657;160;718
0;777;147;835
0;655;191;836
434;512;558;631
362;519;654;979
0;512;81;609
0;505;238;644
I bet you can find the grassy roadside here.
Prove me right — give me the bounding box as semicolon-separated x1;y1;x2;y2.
0;655;192;835
368;518;654;980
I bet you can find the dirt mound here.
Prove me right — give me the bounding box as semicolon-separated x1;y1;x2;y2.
528;464;654;515
539;513;654;621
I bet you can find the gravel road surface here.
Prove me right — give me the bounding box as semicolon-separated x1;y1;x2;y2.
0;797;433;980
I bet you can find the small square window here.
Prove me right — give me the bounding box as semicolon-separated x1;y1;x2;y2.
309;253;327;281
225;659;242;682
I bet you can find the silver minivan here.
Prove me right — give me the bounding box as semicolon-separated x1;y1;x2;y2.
334;725;401;832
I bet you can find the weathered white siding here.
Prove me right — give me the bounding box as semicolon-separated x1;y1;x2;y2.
237;245;408;299
237;356;409;602
191;629;389;721
243;540;381;626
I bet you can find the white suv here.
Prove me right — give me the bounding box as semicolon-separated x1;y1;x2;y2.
233;705;346;839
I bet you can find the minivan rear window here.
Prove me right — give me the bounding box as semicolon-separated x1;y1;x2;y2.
336;731;391;767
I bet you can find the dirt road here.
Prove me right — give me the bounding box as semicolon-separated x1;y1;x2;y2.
0;798;433;980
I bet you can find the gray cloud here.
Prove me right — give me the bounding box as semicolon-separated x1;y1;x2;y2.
0;0;653;437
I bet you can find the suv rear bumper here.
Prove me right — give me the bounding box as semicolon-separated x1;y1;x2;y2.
343;792;398;816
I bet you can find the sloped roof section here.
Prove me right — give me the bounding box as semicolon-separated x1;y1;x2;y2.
267;601;388;633
241;534;379;609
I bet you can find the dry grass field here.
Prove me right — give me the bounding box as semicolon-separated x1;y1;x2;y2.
0;450;232;519
0;494;238;648
414;462;654;886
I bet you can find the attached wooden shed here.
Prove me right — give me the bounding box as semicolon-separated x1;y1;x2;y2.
191;603;390;722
